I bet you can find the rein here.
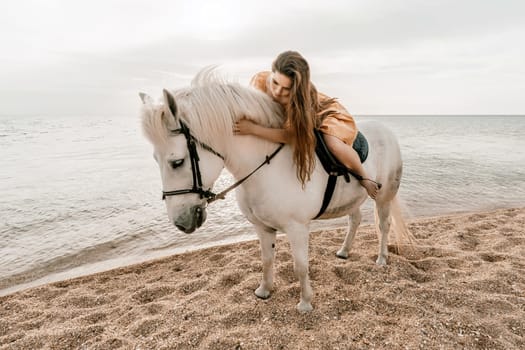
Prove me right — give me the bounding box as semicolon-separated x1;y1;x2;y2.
162;120;284;204
207;143;284;204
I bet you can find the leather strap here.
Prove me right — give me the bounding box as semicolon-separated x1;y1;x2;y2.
314;174;338;219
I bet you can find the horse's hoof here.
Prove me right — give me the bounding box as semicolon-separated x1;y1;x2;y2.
336;250;348;259
296;301;313;313
255;287;271;300
375;256;387;265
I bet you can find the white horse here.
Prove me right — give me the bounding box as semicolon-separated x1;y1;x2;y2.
140;69;410;312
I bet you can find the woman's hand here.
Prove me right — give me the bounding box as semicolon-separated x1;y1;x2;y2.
233;118;258;135
233;118;288;144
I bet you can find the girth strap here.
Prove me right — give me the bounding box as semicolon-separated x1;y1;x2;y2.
314;175;338;219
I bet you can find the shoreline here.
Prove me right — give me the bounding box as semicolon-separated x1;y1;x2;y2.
1;205;519;297
1;207;524;349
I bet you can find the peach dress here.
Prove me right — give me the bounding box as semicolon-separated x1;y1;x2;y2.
250;71;358;144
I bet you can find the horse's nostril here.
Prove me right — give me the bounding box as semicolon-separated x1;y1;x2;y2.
194;206;207;227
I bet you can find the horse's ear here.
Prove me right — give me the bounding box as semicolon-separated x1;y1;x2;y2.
162;89;177;120
139;92;153;104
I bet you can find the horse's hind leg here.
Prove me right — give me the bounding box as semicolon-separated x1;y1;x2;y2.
254;225;277;299
336;209;362;259
376;201;392;265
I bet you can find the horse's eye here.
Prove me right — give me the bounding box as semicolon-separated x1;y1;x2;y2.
169;159;184;169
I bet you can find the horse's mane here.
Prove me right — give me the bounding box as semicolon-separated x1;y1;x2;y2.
141;67;284;150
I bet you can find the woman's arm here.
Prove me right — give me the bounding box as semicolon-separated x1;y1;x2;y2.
234;119;290;144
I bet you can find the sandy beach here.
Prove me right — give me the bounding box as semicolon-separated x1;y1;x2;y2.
1;207;524;349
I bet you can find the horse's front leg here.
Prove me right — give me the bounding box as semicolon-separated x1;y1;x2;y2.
286;225;313;312
255;225;277;299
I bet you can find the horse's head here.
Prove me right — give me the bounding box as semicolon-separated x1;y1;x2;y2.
140;90;224;233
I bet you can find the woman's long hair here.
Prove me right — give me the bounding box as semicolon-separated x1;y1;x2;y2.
272;51;336;185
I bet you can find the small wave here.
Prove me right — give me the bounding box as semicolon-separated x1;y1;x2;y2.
0;229;156;292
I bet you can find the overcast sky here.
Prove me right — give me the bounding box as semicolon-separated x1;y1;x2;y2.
1;0;524;116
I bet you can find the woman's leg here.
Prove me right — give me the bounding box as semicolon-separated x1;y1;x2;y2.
323;134;379;199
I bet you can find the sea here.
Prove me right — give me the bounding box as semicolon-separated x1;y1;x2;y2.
1;115;524;296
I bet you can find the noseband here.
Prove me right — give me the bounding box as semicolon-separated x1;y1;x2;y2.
162;120;224;201
161;120;284;204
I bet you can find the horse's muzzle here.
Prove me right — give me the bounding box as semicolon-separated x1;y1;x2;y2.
174;205;207;234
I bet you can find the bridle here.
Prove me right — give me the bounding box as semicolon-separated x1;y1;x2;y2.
162;120;284;204
161;120;224;201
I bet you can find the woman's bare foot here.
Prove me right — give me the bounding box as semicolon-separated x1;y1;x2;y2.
359;179;379;199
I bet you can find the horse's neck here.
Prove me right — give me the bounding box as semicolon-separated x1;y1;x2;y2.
224;136;284;179
220;95;285;177
185;83;285;176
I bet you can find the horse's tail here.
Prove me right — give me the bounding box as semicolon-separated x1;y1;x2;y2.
374;196;416;254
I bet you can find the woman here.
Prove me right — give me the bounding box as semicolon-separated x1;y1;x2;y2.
233;50;379;199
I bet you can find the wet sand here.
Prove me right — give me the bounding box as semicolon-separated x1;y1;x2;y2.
1;207;524;349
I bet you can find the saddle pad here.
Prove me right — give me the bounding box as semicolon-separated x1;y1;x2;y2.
314;129;369;176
